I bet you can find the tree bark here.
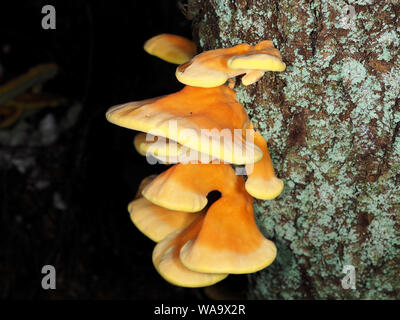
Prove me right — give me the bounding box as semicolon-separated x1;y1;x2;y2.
184;0;400;299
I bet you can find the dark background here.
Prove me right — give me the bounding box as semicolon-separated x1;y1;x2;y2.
0;0;209;299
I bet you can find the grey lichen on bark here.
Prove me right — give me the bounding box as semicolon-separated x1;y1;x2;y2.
184;0;400;299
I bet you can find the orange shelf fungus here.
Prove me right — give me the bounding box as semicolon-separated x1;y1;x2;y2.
142;163;238;212
106;39;286;288
134;132;216;164
144;34;197;64
134;133;185;163
244;127;284;200
130;175;228;287
144;163;276;274
129;175;199;242
106;85;263;165
133;129;284;200
179;188;276;274
153;215;228;287
129;196;199;243
176;40;286;88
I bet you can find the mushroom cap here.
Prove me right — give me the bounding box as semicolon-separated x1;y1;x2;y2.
134;133;184;160
129;175;199;242
134;174;158;199
179;181;277;274
153;215;228;287
142;163;239;212
106;85;262;165
245;176;284;200
245;129;284;200
133;132;215;164
227;40;286;72
144;34;197;65
176;40;285;88
128;197;199;242
145;164;277;276
240;70;265;86
227;54;286;73
134;129;284;200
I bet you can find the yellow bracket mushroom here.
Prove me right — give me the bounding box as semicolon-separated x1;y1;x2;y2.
106;85;263;165
133;128;284;200
129;175;228;287
143;163;277;274
129;196;199;242
152;215;229;288
144;34;197;64
128;175;199;242
244;125;284;200
176;40;286;88
106;38;286;288
133;133;193;164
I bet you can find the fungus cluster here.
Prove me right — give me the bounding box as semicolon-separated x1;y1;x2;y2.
106;34;286;287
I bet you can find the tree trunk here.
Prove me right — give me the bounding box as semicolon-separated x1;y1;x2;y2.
184;0;400;299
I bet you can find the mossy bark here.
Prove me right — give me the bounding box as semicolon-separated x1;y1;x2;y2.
184;0;400;299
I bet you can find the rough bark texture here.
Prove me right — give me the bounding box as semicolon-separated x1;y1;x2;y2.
184;0;400;299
